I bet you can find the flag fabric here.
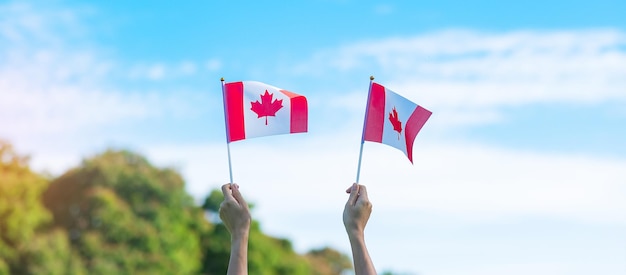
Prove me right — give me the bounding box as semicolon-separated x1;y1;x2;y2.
362;82;432;163
223;81;308;142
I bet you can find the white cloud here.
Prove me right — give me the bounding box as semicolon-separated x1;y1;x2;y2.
0;2;205;142
0;48;186;138
147;135;626;227
146;63;166;80
206;58;222;71
178;61;197;75
0;2;85;46
295;29;626;126
128;60;202;80
26;121;622;274
140;132;626;274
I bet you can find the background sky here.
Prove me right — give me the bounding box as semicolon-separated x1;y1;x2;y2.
2;0;626;274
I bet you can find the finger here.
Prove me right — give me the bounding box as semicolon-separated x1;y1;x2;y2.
357;185;369;201
346;182;358;193
221;183;235;201
230;184;248;208
347;183;360;206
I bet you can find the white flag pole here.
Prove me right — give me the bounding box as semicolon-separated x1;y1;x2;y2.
356;76;375;183
221;78;234;184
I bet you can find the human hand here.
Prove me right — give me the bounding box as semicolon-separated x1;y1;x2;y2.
343;183;372;239
219;183;251;238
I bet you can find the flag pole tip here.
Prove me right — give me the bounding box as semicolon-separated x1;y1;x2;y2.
220;77;225;82
370;75;375;80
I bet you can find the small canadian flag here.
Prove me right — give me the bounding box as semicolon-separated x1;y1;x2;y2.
223;81;308;142
362;82;432;163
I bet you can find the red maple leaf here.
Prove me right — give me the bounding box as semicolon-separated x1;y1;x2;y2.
388;107;403;139
250;90;283;125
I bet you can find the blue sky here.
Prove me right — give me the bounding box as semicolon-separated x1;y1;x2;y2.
2;1;626;274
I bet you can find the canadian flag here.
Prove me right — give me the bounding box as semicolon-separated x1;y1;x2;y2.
362;82;432;163
223;81;308;142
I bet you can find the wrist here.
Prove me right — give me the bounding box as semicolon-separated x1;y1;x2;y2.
232;229;249;241
347;229;365;241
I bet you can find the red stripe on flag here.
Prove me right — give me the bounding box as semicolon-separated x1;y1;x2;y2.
404;105;432;163
280;90;308;133
363;82;386;142
224;82;246;142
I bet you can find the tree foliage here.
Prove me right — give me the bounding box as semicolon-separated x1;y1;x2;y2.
0;142;353;274
43;150;208;274
0;140;84;275
306;247;353;274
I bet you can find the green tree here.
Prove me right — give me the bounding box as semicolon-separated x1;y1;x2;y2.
0;140;84;275
2;144;353;274
43;150;211;275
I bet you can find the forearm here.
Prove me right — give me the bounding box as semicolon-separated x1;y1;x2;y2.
349;233;376;275
227;233;249;275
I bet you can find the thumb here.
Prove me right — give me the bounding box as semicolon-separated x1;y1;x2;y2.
347;183;360;206
231;184;248;208
221;183;235;201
